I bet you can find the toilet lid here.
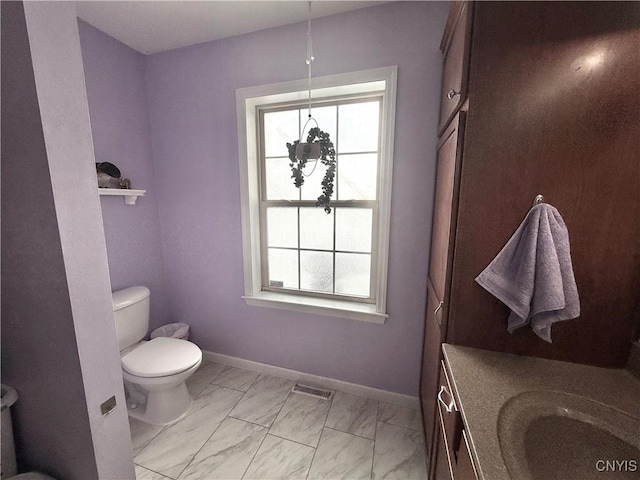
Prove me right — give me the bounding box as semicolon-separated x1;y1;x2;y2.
122;337;202;378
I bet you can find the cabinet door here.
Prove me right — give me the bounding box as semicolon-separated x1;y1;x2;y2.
438;2;472;134
438;362;462;461
419;279;445;458
429;112;465;305
455;430;479;480
433;408;455;480
422;112;465;466
435;363;479;480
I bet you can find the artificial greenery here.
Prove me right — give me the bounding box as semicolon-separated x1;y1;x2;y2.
286;126;336;213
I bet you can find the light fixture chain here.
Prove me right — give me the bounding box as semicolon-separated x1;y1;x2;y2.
306;1;314;119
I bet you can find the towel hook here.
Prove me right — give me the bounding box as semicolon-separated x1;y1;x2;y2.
532;194;545;207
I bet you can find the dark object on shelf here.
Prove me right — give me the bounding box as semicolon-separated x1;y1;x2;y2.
96;162;121;178
96;162;131;189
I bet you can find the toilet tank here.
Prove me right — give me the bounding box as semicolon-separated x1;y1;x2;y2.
112;286;150;351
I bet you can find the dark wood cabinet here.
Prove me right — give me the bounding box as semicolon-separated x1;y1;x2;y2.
421;1;640;476
456;431;479;480
433;410;454;480
420;112;465;459
447;0;640;365
421;2;470;468
420;280;443;458
438;2;473;135
429;114;465;304
432;362;478;480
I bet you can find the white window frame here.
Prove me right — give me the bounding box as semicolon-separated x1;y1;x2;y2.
236;66;397;323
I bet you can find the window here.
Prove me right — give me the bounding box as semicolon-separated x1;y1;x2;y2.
237;67;397;323
261;97;380;301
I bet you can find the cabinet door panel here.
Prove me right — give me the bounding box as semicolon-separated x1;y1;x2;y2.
456;430;479;480
433;408;455;480
428;113;465;303
438;2;472;133
420;280;445;458
439;362;462;459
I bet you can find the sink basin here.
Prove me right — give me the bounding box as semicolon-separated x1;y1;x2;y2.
498;391;640;480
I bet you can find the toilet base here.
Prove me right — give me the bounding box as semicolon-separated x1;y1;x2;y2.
127;381;193;425
122;357;201;425
121;355;201;425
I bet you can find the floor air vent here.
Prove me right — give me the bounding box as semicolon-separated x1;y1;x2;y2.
291;383;333;400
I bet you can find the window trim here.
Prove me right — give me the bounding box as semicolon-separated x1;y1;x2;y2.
236;67;397;323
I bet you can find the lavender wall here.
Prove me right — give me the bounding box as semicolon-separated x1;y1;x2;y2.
21;2;134;477
2;2;134;478
78;21;170;332
145;2;448;395
1;3;97;476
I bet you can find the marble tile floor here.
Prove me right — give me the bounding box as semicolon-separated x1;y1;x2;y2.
131;362;427;480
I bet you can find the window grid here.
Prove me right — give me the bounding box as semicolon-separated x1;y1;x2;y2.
259;95;382;303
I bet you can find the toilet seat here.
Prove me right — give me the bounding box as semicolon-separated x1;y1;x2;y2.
122;337;202;378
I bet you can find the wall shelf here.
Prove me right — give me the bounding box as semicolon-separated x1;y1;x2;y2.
98;188;146;205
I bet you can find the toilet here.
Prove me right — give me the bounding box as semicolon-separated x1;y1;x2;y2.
112;286;202;425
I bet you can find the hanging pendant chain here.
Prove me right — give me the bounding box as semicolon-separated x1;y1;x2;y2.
306;1;314;119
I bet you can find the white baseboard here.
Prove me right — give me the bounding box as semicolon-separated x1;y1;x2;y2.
202;350;420;410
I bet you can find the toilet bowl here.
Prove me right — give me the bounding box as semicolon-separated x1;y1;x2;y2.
121;337;202;424
112;286;203;425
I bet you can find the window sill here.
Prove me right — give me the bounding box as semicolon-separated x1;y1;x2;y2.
242;291;388;324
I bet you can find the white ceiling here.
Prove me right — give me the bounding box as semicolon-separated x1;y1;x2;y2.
75;1;388;55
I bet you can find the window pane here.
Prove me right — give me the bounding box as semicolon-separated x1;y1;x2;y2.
300;207;333;250
300;251;333;293
300;161;329;201
264;110;299;157
267;207;298;248
337;153;377;200
265;157;299;200
335;208;373;253
299;105;336;201
338;101;379;153
335;253;371;297
300;105;337;144
268;248;298;288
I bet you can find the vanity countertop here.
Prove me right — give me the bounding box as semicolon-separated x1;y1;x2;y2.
442;344;640;480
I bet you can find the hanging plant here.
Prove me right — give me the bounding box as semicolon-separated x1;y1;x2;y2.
286;126;336;213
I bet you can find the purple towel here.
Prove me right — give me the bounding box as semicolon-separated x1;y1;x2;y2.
475;203;580;342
